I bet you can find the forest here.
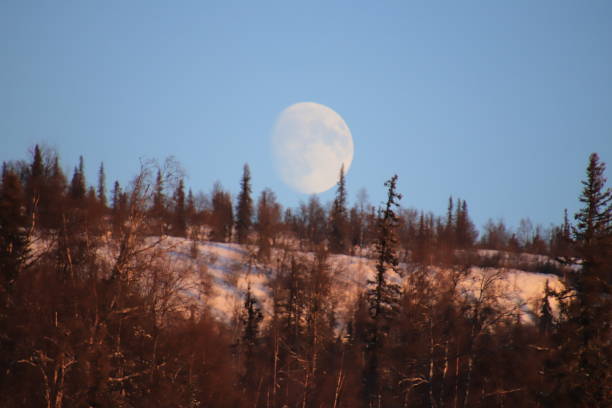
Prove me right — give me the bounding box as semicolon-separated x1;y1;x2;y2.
0;145;610;407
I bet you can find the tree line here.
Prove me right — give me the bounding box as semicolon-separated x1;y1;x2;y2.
0;146;578;263
0;146;609;407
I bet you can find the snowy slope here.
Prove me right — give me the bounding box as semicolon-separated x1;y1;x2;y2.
153;237;565;327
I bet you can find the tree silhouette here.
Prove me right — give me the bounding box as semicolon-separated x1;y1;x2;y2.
97;162;107;208
235;164;253;245
364;175;402;406
547;153;611;407
328;164;349;254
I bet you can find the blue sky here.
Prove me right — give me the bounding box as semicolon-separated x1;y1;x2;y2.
2;1;611;230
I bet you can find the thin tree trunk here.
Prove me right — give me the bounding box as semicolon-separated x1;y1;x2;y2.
439;340;449;407
302;368;310;408
332;350;345;408
454;345;460;408
464;318;478;408
272;330;279;408
254;376;263;408
463;353;474;408
428;318;436;408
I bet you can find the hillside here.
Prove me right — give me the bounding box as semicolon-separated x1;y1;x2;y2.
154;236;565;327
2;148;608;407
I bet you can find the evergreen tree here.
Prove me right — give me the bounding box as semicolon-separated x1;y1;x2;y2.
186;189;196;226
529;226;548;255
173;179;187;237
43;156;67;229
97;162;107;207
239;284;263;387
241;284;263;350
445;195;455;249
111;181;121;211
413;212;431;264
86;186;100;227
87;186;97;204
364;175;402;405
50;156;64;183
328;164;349;254
111;180;123;234
574;153;612;247
539;280;553;336
31;145;44;180
0;164;28;290
49;156;67;195
563;208;571;242
235;164;253;244
211;183;233;242
547;153;611;407
455;199;477;248
25;144;44;216
446;195;454;229
69;156;86;201
552;209;573;258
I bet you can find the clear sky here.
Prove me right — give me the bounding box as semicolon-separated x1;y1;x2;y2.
2;1;611;230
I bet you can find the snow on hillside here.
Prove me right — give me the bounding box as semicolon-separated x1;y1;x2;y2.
154;237;564;328
475;248;581;271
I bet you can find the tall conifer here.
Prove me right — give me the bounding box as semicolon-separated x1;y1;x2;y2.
97;162;107;207
235;164;253;244
364;175;402;405
547;153;611;406
173;178;187;237
329;164;348;254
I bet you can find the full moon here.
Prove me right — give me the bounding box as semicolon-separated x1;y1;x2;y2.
271;102;354;194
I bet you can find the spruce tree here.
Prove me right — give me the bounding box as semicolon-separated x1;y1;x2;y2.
151;169;166;233
49;156;66;193
69;156;86;201
364;175;402;405
414;212;430;264
455;199;477;249
241;284;263;349
328;164;348;254
30;145;44;181
235;164;253;244
211;183;233;242
26;144;44;216
539;280;553;336
563;208;571;242
97;162;107;207
574;153;612;247
0;164;28;289
87;186;96;203
111;180;123;234
454;199;464;248
552;209;573;258
173;178;187;237
44;156;67;229
547;153;611;407
186;188;196;226
445;195;455;247
239;284;263;386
